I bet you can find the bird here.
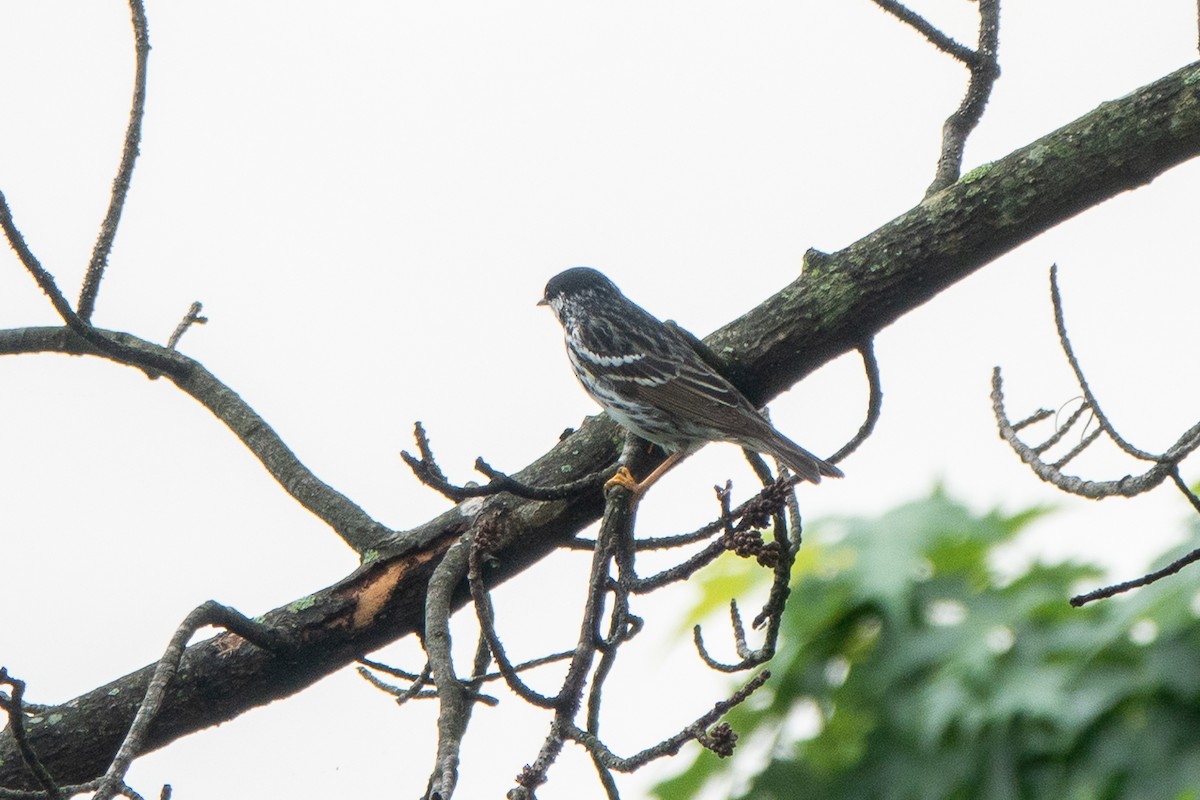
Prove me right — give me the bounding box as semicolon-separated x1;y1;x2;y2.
539;267;842;492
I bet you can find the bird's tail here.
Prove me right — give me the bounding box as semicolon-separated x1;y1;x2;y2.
761;431;843;484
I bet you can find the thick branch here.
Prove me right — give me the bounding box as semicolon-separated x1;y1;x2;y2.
4;61;1200;788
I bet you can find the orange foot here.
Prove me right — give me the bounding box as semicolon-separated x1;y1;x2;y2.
604;465;639;493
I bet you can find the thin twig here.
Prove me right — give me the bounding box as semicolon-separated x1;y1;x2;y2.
423;535;474;800
1049;426;1103;470
560;670;770;770
1071;469;1200;605
93;602;286;800
925;0;1002;194
358;657;423;682
1049;264;1161;460
512;483;636;796
166;302;206;350
868;0;977;63
1071;543;1200;606
587;502;640;737
1012;408;1054;432
468;535;559;708
1171;467;1200;515
402;422;613;502
358;662;434;707
79;0;151;321
0;326;393;552
1033;400;1089;455
0;193;177;375
0;669;61;799
991;367;1200;498
828;340;883;464
629;478;791;592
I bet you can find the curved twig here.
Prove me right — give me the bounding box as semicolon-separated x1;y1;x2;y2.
1049;264;1161;460
79;0;151;322
511;483;637;797
0;326;392;552
992;367;1200;498
559;670;770;770
468;537;559;709
402;422;613;502
0;670;61;800
829;340;883;464
93;602;285;800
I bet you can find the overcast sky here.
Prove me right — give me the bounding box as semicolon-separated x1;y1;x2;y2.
1;2;1198;798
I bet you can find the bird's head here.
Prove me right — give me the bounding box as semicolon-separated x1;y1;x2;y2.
538;267;621;322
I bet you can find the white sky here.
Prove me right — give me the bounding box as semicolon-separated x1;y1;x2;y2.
1;2;1198;798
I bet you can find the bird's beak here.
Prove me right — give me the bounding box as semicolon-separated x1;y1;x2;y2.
536;298;548;307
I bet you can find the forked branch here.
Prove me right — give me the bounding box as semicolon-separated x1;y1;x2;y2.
993;265;1200;602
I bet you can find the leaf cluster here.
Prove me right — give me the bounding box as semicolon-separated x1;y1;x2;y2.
657;489;1200;800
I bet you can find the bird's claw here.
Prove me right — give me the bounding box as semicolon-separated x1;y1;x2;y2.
604;465;640;494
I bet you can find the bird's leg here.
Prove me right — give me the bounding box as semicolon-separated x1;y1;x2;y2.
603;453;683;497
604;434;647;494
631;450;683;494
604;435;685;497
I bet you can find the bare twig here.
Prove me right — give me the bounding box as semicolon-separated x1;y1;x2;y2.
0;195;177;375
0;326;393;552
1049;264;1161;460
78;0;151;322
93;602;286;800
1049;426;1103;471
511;483;637;797
691;452;800;672
560;670;770;770
868;0;977;63
1172;468;1200;515
423;535;474;800
992;367;1200;498
629;477;791;593
1072;543;1200;606
1070;468;1200;605
403;422;613;502
358;657;424;682
0;669;61;799
1012;407;1054;432
1033;400;1089;454
992;270;1200;499
469;534;559;708
358;662;434;707
927;0;1001;194
693;602;751;673
587;499;641;738
166;302;206;350
828;340;883;464
867;0;1001;193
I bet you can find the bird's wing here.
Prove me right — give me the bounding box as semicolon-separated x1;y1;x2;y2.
609;325;765;435
572;309;766;433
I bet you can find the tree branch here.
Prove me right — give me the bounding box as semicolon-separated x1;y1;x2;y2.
5;61;1200;788
0;326;392;553
78;0;151;322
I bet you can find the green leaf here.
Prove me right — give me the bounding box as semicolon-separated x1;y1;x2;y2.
655;488;1200;800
